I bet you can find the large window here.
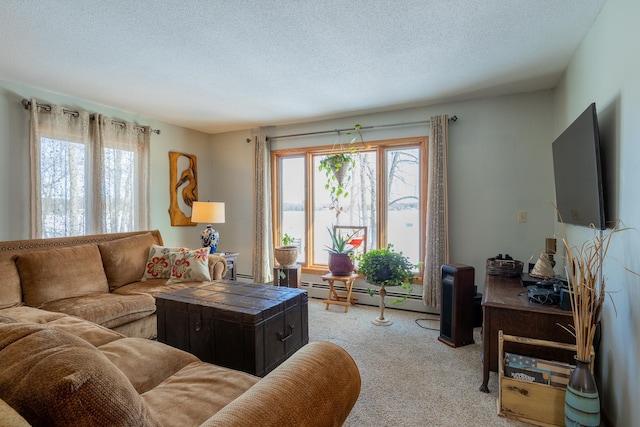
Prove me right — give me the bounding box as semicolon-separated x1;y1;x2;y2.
273;136;426;278
40;137;142;237
30;103;150;239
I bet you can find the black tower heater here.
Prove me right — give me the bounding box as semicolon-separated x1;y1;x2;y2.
438;263;475;348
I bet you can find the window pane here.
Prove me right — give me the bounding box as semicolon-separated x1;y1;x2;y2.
386;147;420;266
103;147;136;233
313;151;377;265
280;157;306;263
40;138;86;237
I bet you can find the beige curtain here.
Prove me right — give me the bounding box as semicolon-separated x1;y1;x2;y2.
94;114;151;233
28;99;150;238
29;100;91;238
252;135;274;283
422;115;450;309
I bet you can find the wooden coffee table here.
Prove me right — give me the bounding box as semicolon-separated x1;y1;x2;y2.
155;280;309;377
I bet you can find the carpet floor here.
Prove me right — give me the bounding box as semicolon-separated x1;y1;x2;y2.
307;297;530;427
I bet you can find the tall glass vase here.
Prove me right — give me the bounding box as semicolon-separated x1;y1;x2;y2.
565;357;600;427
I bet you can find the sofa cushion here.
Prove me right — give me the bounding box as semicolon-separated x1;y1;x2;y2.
15;244;109;307
47;316;125;347
0;253;22;309
98;232;157;291
0;313;16;323
0;322;160;427
142;361;259;426
167;248;212;283
99;337;199;394
115;279;208;297
141;245;189;280
0;306;68;324
0;306;122;347
39;293;156;329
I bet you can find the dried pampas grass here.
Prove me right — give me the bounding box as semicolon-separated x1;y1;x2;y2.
558;218;636;361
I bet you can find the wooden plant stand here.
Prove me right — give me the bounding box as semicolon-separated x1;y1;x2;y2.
321;272;358;312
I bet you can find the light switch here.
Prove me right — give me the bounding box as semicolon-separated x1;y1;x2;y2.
517;211;527;223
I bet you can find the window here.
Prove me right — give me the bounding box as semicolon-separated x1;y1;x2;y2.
272;136;426;278
40;137;142;237
30;103;150;238
40;138;87;237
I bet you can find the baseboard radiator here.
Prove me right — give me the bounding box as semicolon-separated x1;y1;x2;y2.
235;273;435;314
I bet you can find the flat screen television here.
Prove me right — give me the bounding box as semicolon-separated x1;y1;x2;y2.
552;103;605;230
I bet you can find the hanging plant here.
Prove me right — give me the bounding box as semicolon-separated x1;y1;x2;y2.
319;152;355;199
318;124;366;217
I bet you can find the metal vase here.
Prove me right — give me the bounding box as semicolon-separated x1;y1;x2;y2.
565;357;600;427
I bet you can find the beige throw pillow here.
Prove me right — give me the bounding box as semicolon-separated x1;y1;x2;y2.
167;248;212;283
15;245;109;307
98;233;157;291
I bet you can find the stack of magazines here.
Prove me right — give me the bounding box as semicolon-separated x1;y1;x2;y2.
503;352;575;387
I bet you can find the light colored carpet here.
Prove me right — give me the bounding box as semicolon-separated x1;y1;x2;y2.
308;297;530;427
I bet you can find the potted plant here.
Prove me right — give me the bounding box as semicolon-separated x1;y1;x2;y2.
274;233;298;268
325;227;356;276
352;244;417;326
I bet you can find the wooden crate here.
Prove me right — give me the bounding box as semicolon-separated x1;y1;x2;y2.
497;331;593;427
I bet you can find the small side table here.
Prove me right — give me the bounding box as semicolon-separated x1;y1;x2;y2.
274;264;302;288
218;252;239;281
321;272;358;312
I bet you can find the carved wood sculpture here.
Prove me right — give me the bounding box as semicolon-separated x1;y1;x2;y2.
168;151;198;226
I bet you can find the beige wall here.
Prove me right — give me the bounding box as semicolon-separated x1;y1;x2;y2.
554;0;640;424
0;79;212;248
210;91;558;297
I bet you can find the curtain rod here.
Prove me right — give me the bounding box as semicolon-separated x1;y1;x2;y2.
267;116;457;141
21;99;161;135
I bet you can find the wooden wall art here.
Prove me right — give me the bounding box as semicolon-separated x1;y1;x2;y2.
168;151;198;226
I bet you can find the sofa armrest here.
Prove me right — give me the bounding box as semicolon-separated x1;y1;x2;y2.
200;341;360;427
208;254;227;280
0;398;30;427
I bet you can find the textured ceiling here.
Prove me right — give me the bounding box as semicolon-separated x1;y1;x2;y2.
0;0;607;134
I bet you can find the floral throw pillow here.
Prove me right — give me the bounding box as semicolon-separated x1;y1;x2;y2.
141;245;189;281
167;248;212;284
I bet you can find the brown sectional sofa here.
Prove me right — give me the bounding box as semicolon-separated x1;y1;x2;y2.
0;231;362;426
0;230;227;338
0;311;360;426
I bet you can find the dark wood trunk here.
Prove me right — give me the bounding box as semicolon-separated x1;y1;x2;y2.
156;280;309;377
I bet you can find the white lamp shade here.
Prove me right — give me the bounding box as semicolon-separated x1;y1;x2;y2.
191;201;225;224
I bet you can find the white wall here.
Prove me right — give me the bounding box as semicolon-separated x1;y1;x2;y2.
0;79;212;247
554;0;640;424
210;90;558;297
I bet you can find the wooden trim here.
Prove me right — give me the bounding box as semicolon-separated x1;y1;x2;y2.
272;136;427;273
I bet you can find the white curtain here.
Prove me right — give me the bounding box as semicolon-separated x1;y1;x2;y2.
252;134;274;283
94;114;151;233
422;115;450;309
28;99;150;238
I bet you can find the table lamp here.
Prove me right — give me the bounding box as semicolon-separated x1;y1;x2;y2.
191;201;226;253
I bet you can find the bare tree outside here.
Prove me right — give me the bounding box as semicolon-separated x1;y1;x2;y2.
40;137;137;237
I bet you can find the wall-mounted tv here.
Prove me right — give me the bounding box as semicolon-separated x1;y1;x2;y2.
552;103;605;230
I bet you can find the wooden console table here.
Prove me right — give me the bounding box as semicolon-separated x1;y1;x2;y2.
218;252;238;281
480;274;575;392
